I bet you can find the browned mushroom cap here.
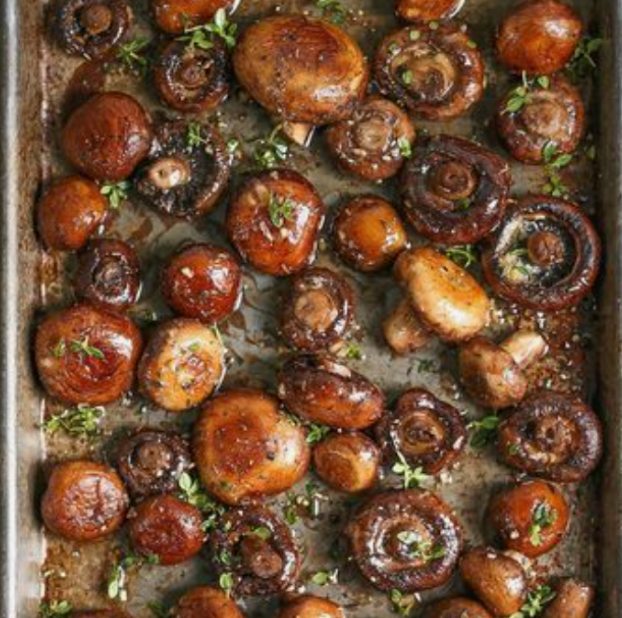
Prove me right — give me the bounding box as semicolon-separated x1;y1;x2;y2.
396;0;465;22
346;489;463;592
232;15;368;125
41;460;129;542
487;479;570;558
135;120;230;220
459;330;548;409
376;388;467;475
325;96;415;181
73;611;134;618
394;248;491;342
497;391;603;483
277;596;344;618
34;303;143;406
193;388;310;505
277;355;385;430
115;429;191;499
383;297;432;355
226;169;325;277
173;586;246;618
210;505;301;596
151;0;235;34
496;0;583;75
542;578;595;618
333;196;408;273
400;135;511;245
138;318;225;412
280;268;354;353
459;547;528;616
423;597;493;618
482;196;601;311
313;432;380;493
37;175;108;251
374;23;484;120
53;0;132;59
74;239;141;311
62;92;152;182
153;39;229;114
497;75;585;164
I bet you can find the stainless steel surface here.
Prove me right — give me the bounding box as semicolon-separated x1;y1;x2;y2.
1;0;622;616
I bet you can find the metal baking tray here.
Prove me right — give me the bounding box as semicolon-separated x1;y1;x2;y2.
2;0;622;616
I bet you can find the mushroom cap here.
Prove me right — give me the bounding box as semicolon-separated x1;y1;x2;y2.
459;336;527;409
394;247;490;342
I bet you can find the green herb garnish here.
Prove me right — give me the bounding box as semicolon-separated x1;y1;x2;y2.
467;414;500;449
389;590;416;616
69;337;104;359
509;586;556;618
268;193;295;228
306;424;331;445
179;8;237;50
392;452;429;489
101;181;130;209
529;502;557;546
43;404;104;438
445;244;478;269
396;531;446;562
117;37;150;74
253;125;289;168
316;0;348;24
39;600;72;618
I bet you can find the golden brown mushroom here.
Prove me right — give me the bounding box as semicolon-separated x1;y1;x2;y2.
277;596;344;618
542;578;595;618
396;0;465;22
173;586;247;618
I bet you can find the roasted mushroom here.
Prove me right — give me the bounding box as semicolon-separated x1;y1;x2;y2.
233;15;368;126
72;612;133;618
209;505;301;596
382;298;432;355
459;546;528;616
376;388;467;475
459;330;548;409
277;355;385;430
346;489;463;592
423;598;493;618
325;96;415;181
332;196;408;272
497;391;603;482
35;303;142;405
135;120;230;220
497;75;585;164
374;23;485;120
138;318;225;412
542;578;595;618
400;135;511;245
226;169;325;276
313;432;380;493
396;0;465;22
173;587;246;618
482;196;601;310
116;429;191;499
153;39;229;114
62;92;152;182
74;239;141;311
193;388;310;505
280;268;355;353
392;248;491;343
37;175;108;251
42;460;129;542
151;0;235;34
53;0;131;59
488;480;570;558
161;243;242;324
128;494;204;565
496;0;583;75
277;596;344;618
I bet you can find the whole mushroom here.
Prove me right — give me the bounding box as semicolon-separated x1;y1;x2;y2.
396;0;465;22
542;578;595;618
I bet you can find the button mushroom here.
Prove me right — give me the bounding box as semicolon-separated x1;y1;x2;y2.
482;196;601;310
496;0;583;75
277;596;344;618
150;0;235;34
459;330;548;409
422;598;493;618
346;489;463;592
135;120;230;220
209;505;301;596
396;0;465;22
173;587;247;618
400;135;511;245
542;578;595;618
279;268;355;353
383;297;433;355
374;23;485;120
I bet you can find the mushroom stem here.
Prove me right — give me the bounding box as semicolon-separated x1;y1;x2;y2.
281;121;315;147
383;297;432;355
500;330;548;369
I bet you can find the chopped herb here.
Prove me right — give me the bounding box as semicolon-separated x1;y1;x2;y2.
218;549;233;566
417;358;437;374
227;138;240;156
70;337;105;359
468;414;500;449
529;502;557;546
107;551;159;602
283;482;324;523
567;36;603;82
390;590;416;616
117;37;150;74
268;193;295;228
310;568;339;586
130;308;159;325
219;572;234;595
586;144;597;161
445;244;478;269
501;247;535;281
401;70;413;85
187;342;201;353
344;342;363;360
536;75;550;89
396;531;446;562
178;472;226;531
39;600;73;618
253;125;289;168
316;0;348;24
186;122;207;149
101;181;130;209
409;29;421;41
509;586;556;618
306;424;331;445
249;526;272;541
467;39;478;49
42;404;104;438
388;42;401;55
429;21;440;30
179;8;237;50
398;136;412;159
147;601;170;618
503;71;549;114
542;142;573;170
51;338;67;358
392;452;429;489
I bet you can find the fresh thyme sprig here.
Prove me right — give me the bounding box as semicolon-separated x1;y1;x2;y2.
179;9;237;50
392;452;429;489
445;245;478;269
117;37;150;74
42;404;104;438
101;181;130;209
467;414;500;449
